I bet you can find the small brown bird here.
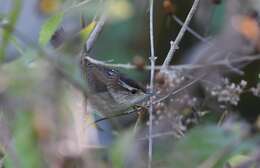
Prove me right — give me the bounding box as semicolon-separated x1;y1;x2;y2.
80;51;149;119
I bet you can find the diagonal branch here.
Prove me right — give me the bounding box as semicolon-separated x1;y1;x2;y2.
85;12;107;53
64;0;93;13
161;0;200;71
171;15;206;42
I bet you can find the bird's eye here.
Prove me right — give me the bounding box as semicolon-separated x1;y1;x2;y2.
131;89;137;94
107;69;116;76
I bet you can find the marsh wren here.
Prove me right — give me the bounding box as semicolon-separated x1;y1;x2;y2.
81;52;149;117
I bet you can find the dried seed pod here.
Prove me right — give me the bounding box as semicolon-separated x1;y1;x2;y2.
132;55;146;70
155;72;166;86
39;0;60;14
235;15;260;41
163;0;176;15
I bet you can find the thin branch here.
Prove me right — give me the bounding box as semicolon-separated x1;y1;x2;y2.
84;56;141;68
148;0;156;167
85;12;107;53
161;0;200;71
171;15;207;42
84;54;260;72
64;0;93;13
138;131;181;141
88;107;142;126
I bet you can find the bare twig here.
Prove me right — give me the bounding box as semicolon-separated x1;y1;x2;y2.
138;131;181;141
133;112;143;135
85;12;107;53
88;107;143;126
217;110;229;126
64;0;93;13
171;15;207;42
84;54;260;72
84;56;146;68
148;0;156;167
161;0;200;71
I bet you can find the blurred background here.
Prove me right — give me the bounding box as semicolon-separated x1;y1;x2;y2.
0;0;260;167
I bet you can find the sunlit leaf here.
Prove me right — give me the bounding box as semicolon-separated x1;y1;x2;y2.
108;0;134;21
39;12;64;47
80;21;97;41
227;154;252;167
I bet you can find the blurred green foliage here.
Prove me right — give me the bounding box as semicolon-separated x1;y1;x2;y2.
109;125;259;168
39;12;64;47
4;112;42;168
110;130;136;168
0;0;21;61
0;0;260;168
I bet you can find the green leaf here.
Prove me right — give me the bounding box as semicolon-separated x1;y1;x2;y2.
153;125;257;168
0;0;21;61
3;112;42;168
227;154;251;167
39;12;64;47
80;21;97;41
13;112;42;167
169;126;234;168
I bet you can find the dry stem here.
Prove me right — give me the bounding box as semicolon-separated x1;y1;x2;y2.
148;0;156;167
161;0;201;71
